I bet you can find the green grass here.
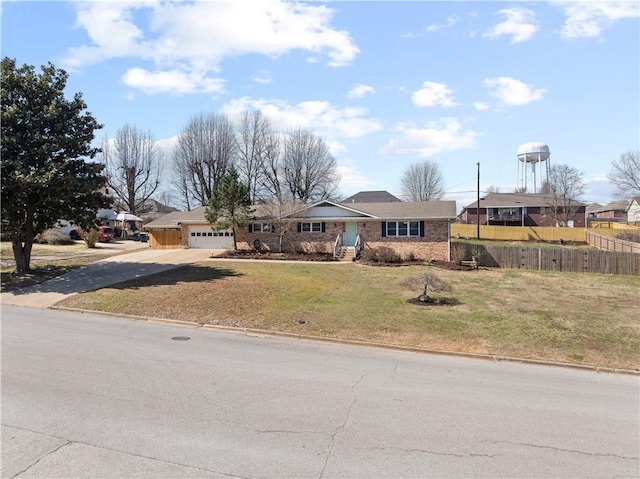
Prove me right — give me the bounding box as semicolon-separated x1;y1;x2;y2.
58;261;640;370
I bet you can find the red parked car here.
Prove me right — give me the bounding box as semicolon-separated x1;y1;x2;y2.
98;226;114;242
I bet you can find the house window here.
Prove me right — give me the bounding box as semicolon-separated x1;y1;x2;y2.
301;222;323;233
385;221;420;237
251;223;274;233
540;206;546;216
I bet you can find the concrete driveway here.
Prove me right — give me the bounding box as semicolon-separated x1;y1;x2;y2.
2;249;222;309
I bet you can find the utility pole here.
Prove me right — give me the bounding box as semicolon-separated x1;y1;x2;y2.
477;162;480;240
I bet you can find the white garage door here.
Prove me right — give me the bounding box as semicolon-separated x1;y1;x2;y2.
188;227;234;249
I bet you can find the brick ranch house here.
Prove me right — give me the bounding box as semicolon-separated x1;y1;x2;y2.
144;199;458;262
459;193;586;227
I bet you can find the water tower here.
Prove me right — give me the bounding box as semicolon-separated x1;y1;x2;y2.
516;142;550;193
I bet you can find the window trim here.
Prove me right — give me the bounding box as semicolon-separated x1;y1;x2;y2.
383;220;423;237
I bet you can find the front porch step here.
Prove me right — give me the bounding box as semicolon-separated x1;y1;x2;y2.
337;246;356;262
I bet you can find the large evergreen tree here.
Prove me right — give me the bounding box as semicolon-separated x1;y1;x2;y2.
205;166;251;250
1;57;109;272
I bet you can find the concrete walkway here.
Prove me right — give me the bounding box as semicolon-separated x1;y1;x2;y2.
2;249;222;309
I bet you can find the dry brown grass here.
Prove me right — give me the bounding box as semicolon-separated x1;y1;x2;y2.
58;261;640;370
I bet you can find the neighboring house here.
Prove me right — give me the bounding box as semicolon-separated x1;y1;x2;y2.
627;197;640;223
144;200;457;261
459;193;586;227
341;190;402;203
587;200;630;221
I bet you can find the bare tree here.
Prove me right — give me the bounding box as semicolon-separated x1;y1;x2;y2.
400;271;452;303
257;195;303;253
236;110;271;203
260;131;284;201
608;150;640;198
401;160;445;201
545;163;585;227
513;186;527;193
485;185;501;194
173;112;236;208
100;124;163;215
282;127;340;202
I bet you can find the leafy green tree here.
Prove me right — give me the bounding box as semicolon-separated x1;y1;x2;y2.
205;166;251;250
1;58;109;273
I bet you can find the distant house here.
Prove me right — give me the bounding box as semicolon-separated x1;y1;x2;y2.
145;199;457;261
627;197;640;223
341;190;402;203
460;193;586;228
587;200;630;221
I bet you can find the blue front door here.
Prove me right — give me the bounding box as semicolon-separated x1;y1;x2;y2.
346;222;357;246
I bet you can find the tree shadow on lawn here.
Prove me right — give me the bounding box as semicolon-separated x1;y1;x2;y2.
8;263;241;295
105;264;242;291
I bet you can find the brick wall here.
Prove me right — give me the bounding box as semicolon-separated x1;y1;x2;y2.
358;220;449;261
236;222;342;254
237;220;450;261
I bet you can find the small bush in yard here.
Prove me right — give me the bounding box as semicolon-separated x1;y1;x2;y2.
34;228;73;245
360;246;402;264
400;271;453;303
450;243;467;265
81;229;99;248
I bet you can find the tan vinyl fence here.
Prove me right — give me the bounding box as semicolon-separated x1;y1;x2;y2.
454;242;640;276
586;230;640;254
451;224;586;243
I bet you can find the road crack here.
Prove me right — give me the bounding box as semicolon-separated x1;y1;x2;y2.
370;446;496;458
485;440;638;460
318;373;365;479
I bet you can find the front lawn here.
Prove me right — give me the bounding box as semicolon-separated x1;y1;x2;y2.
57;261;640;370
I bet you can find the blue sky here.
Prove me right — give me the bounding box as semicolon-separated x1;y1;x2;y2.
2;1;639;209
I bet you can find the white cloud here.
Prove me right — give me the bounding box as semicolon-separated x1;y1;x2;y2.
222;97;383;154
64;1;359;94
412;81;457;108
252;70;273;85
348;84;375;99
483;77;546;106
336;162;378;191
380;118;480;158
556;1;639;39
474;102;490;111
584;175;617;203
425;16;458;32
483;7;538;44
122;68;225;95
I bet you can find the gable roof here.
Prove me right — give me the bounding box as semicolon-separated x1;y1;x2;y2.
588;199;631;214
291;200;457;220
144;206;207;228
341;190;401;203
463;193;586;210
144;201;457;228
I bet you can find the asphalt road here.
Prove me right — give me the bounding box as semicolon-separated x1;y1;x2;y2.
2;306;638;478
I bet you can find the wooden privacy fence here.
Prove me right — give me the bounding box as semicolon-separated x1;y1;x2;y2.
451;224;586;243
454;242;640;276
586;230;640;254
149;230;181;249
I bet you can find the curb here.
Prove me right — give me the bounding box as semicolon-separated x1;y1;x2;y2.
53;306;640;376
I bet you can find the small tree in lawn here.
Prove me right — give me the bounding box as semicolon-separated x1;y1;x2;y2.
205;166;251;250
400;272;452;303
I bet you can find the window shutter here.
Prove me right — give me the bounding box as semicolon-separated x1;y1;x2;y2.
419;221;425;237
297;222;302;233
381;221;387;237
321;222;325;233
248;224;253;233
